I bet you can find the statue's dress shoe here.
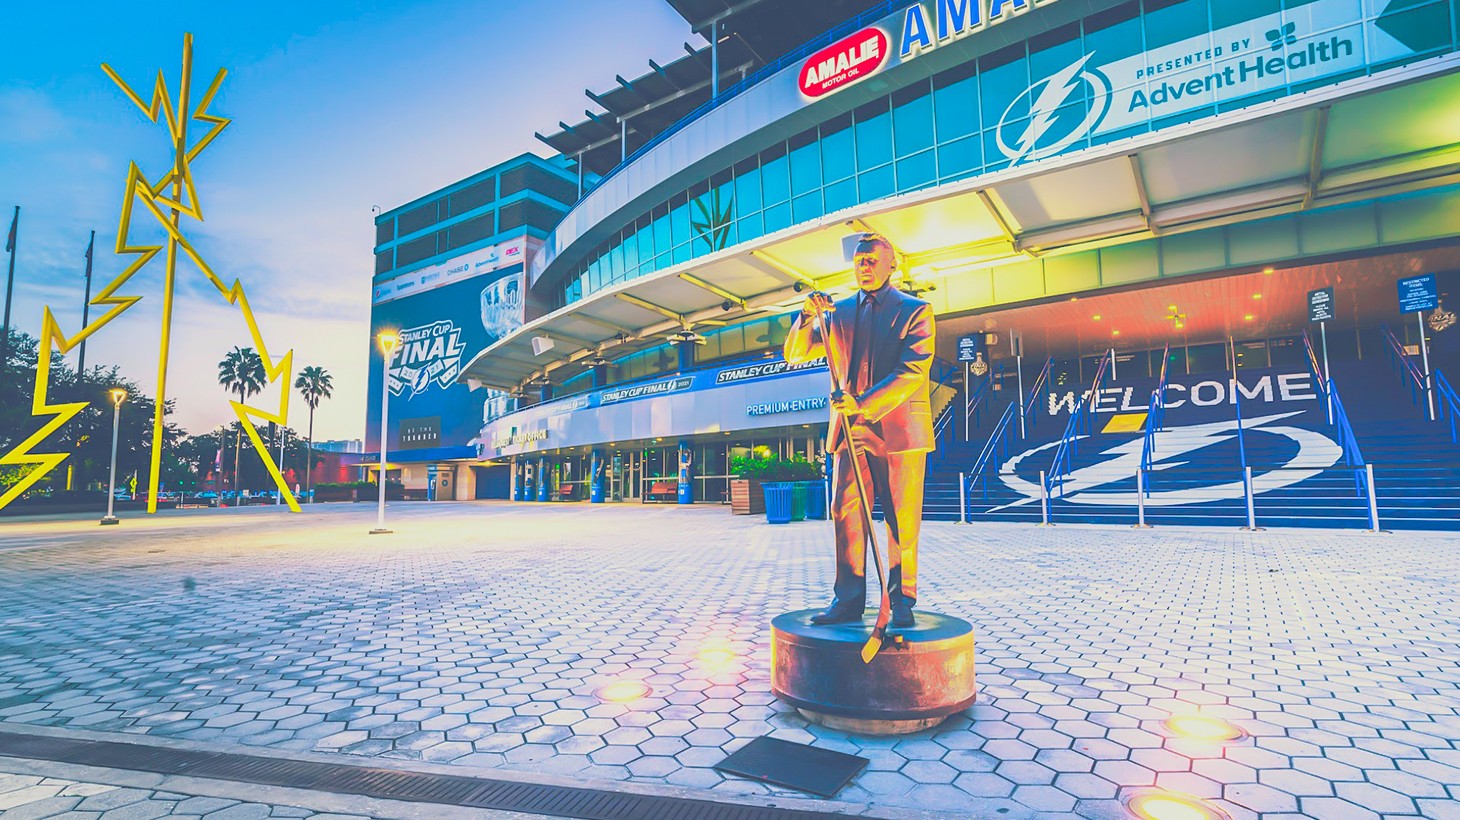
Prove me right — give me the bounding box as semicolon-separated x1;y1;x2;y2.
890;603;915;629
809;600;865;624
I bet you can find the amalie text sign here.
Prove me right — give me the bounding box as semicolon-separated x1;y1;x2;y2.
799;27;890;98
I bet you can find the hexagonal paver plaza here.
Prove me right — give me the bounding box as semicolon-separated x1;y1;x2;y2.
0;502;1458;819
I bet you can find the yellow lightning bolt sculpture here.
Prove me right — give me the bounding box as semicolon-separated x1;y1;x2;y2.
0;34;300;513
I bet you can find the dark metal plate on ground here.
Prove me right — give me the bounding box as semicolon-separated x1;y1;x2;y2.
714;735;868;797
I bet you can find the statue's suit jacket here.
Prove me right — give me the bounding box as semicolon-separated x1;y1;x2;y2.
784;287;936;454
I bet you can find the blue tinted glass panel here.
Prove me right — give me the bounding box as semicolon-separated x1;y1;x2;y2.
789;142;821;196
933;76;980;143
896;150;937;191
791;191;822;223
735;165;762;213
670;203;690;248
637;226;654;263
738;211;763;243
1028;31;1083;81
822;126;855;182
764;201;792;234
858;164;895;203
855;112;893;170
980;59;1028;128
762;155;790;205
937;134;981;179
893;94;935;156
1145;0;1207;50
824;177;857;213
653;213;671;254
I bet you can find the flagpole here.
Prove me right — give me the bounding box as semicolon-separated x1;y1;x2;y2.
2;206;18;371
78;230;95;376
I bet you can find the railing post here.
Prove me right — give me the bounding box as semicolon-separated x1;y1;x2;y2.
959;472;967;525
1039;470;1050;526
1134;468;1150;528
1242;466;1263;531
1365;463;1381;533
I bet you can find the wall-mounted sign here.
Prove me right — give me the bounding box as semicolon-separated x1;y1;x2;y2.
747;396;830;416
799;27;890;98
1308;287;1335;322
1398;274;1438;314
491;429;548;448
399;416;441;448
599;376;694;405
899;0;1050;60
716;357;827;385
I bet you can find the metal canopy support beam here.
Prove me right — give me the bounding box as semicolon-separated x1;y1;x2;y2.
711;20;720;97
678;272;746;309
976;189;1027;254
615;292;683;323
620;118;627;161
585;88;613;110
615;75;653;106
689;0;774;34
750;249;820;289
1304;106;1331;209
1129;154;1154;232
573;313;638;339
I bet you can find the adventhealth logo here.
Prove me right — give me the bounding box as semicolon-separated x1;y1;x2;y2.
1127;29;1355;114
996;53;1111;164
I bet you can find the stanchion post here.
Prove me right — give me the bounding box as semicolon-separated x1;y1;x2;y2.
1242;465;1263;531
1365;463;1382;533
1134;468;1149;528
958;471;967;524
1039;469;1050;526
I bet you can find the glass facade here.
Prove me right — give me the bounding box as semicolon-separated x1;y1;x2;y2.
551;0;1456;309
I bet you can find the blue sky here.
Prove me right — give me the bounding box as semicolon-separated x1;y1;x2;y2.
1;1;699;441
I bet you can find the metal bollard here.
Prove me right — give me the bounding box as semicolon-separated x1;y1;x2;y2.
1365;463;1382;532
959;472;967;525
1242;465;1262;530
1134;468;1150;528
1039;470;1050;526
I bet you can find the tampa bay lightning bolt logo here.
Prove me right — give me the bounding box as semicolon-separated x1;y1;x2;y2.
997;52;1112;165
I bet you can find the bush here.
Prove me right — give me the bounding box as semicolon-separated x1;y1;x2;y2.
730;453;823;481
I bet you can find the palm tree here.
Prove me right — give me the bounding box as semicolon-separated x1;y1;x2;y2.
217;346;266;496
293;365;333;502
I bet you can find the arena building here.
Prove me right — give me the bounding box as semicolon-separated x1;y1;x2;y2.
371;0;1460;527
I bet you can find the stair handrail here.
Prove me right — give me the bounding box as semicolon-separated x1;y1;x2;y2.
1047;352;1111;498
1021;356;1054;433
930;361;968;442
1139;343;1171;478
957;362;1005;439
1434;370;1460;443
966;401;1019;505
1379;324;1430;411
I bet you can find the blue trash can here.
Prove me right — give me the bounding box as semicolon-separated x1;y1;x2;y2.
763;482;794;524
805;479;828;520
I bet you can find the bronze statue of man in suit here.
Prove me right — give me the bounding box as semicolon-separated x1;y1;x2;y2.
784;234;935;629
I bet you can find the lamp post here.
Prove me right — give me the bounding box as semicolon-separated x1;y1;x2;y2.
371;330;399;534
100;387;127;525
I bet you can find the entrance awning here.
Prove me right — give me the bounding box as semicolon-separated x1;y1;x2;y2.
460;58;1460;393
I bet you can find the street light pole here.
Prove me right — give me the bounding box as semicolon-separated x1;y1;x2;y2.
276;425;286;506
101;388;127;525
371;330;399;534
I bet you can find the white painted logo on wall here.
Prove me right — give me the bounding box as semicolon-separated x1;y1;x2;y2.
993;412;1340;508
389;321;467;399
480;273;524;339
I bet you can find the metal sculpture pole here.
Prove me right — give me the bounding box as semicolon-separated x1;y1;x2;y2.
815;309;891;663
0;35;299;513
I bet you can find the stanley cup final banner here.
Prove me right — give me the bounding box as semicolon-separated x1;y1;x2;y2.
367;264;524;456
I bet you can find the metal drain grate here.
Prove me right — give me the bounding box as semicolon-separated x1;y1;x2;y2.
0;730;844;819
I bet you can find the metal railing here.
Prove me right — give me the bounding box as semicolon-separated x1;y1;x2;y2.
966;402;1018;502
1302;331;1366;495
1380;324;1434;416
1139;343;1171;480
930;360;966;442
1047;352;1111;498
1021;357;1053;436
957;363;1005;441
1436;370;1460;443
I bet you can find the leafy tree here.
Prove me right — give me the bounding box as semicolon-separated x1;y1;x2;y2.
216;346;265;493
293;365;333;501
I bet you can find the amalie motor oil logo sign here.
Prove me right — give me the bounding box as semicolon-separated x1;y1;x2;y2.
799;27;890;98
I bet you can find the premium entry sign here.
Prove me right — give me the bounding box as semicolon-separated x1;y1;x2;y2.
1398;274;1438;314
1308;287;1335;322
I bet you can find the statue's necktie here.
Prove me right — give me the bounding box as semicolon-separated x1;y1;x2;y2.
850;292;876;395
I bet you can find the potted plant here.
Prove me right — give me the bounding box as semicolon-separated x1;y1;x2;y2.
730;453;824;518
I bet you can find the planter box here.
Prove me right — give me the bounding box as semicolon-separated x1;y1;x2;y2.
730;479;765;515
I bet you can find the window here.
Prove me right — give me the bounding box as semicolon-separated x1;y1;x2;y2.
788;128;821;196
398;200;440;236
761;145;790;206
821;114;855;182
854;99;893;170
374;249;392;275
933;60;980;144
447;213;494;249
449;178;495;216
734;158;762;214
375;220;394;247
892;84;935;157
395;232;439;266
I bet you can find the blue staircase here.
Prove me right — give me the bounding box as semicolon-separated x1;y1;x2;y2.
922;331;1460;530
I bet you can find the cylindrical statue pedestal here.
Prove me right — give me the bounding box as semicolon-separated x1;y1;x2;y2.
771;610;976;735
